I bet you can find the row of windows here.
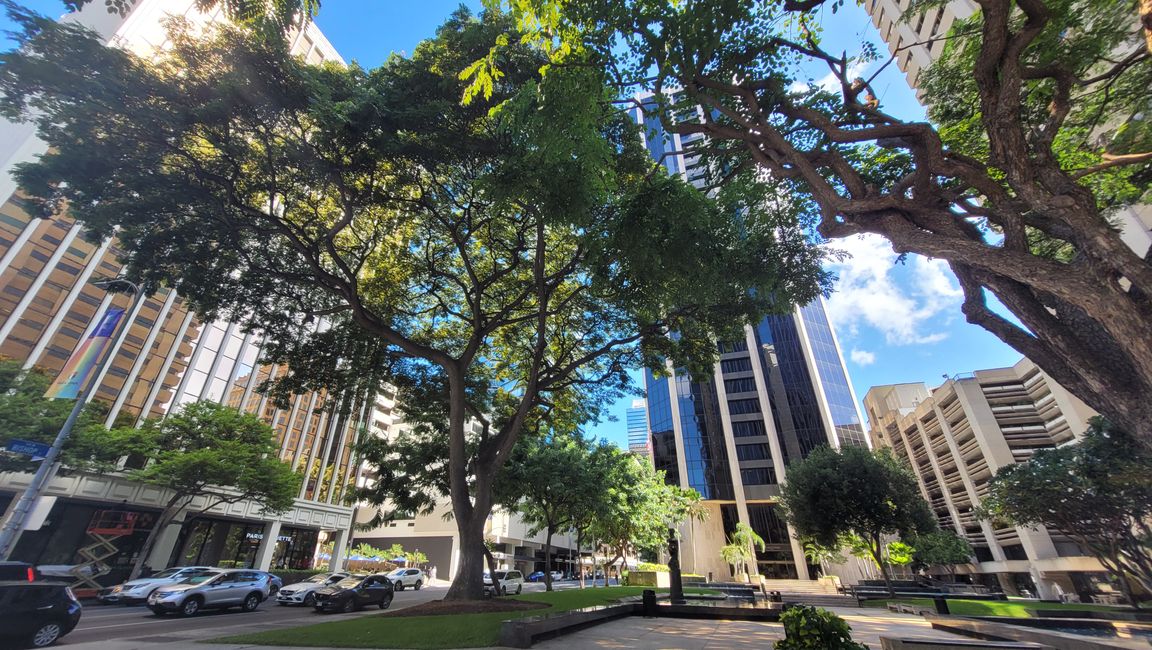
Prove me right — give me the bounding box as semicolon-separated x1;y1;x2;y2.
720;357;753;373
724;377;757;394
740;467;777;485
728;398;761;415
731;420;767;437
735;443;771;461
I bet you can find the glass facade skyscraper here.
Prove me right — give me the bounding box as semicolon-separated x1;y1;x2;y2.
632;94;868;581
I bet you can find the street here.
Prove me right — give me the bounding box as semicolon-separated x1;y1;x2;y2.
58;585;450;648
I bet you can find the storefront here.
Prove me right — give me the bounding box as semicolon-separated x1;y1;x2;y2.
171;517;319;570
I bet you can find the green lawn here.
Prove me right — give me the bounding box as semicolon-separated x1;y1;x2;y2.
861;597;1128;618
213;587;708;649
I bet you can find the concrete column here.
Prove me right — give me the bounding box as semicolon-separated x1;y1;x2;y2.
253;521;283;571
145;520;186;571
328;527;349;572
23;237;113;370
0;217;41;279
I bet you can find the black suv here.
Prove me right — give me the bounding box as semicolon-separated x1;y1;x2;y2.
0;561;41;582
0;581;82;648
312;574;394;613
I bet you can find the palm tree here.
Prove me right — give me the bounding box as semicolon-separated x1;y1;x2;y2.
720;543;747;579
730;523;767;579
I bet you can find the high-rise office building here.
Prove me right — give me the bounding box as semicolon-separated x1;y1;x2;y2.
0;0;363;587
632;96;868;581
627;399;651;458
864;359;1111;601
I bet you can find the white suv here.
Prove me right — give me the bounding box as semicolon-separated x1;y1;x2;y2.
386;568;426;591
483;570;524;596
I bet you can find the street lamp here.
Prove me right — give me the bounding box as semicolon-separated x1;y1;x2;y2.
0;278;145;560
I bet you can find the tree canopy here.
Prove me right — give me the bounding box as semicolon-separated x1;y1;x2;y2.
0;7;828;599
474;0;1152;440
909;530;973;580
980;418;1152;607
780;445;935;595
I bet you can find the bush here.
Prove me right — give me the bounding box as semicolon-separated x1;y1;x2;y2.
775;606;867;650
636;562;670;572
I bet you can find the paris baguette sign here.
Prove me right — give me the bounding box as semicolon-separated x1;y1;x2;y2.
6;439;52;461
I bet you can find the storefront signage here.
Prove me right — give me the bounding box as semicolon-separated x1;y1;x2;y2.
244;531;294;543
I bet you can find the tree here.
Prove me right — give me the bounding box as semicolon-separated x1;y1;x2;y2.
980;418;1152;607
0;359;120;473
802;539;847;579
498;433;599;591
780;446;936;596
910;530;973;581
103;401;300;580
476;0;1152;442
0;7;828;600
729;522;767;580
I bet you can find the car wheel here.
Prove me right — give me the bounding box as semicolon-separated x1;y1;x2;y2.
414;580;422;591
241;592;262;612
379;595;393;610
394;582;403;592
341;598;356;614
29;621;63;648
304;592;317;607
180;596;203;617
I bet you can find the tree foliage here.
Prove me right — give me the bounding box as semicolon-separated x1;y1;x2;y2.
780;445;935;595
0;359;120;473
109;401;300;580
0;7;827;599
910;529;973;579
980;418;1152;607
480;0;1152;441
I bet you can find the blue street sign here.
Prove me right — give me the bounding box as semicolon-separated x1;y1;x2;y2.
6;439;52;460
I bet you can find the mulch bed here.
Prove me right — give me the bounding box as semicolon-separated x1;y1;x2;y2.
380;599;551;617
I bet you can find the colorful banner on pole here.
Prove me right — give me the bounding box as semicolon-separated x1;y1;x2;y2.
44;307;124;400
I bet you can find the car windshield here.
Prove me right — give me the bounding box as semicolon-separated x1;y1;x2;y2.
304;574;330;584
386;570;404;577
494;571;507;579
180;572;220;585
334;577;362;588
151;568;182;579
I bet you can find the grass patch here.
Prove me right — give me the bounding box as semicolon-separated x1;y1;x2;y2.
861;598;1127;617
213;587;712;648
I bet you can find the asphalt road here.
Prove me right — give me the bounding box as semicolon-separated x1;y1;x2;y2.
59;585;449;647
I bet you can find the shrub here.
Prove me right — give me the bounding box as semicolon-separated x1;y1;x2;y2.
636;562;670;572
775;606;867;650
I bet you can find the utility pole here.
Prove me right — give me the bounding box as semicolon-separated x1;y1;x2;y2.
0;279;144;560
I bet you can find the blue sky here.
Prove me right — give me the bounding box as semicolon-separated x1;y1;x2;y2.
2;0;1024;449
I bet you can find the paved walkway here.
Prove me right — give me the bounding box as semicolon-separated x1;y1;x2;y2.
59;607;969;649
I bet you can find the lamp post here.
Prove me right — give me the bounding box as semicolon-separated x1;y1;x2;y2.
0;278;145;560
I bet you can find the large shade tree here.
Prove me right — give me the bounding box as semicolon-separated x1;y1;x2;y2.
474;0;1152;442
980;418;1152;607
780;445;936;596
0;9;830;599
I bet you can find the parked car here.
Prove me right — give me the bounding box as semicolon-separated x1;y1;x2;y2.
550;570;563;581
0;561;40;582
276;572;350;606
252;570;283;597
0;580;82;648
147;569;268;617
99;566;216;605
483;570;524;596
312;574;393;613
526;571;545;582
386;567;425;591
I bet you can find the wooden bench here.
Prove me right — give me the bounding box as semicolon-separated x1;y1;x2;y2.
498;603;637;648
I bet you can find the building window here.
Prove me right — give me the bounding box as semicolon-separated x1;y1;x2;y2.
724;377;757;394
732;420;767;437
718;340;748;354
735;443;771;461
728;398;761;415
720;358;753;373
740;467;777;485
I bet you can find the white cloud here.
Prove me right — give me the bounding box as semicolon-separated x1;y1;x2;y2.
850;348;877;366
824;234;963;346
791;61;872;95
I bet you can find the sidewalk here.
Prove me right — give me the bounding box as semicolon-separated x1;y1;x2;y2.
57;607;969;650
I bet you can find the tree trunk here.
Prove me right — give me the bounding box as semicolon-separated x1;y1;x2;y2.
445;509;488;600
576;530;585;589
128;498;184;581
870;536;895;598
482;542;501;596
543;528;554;592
